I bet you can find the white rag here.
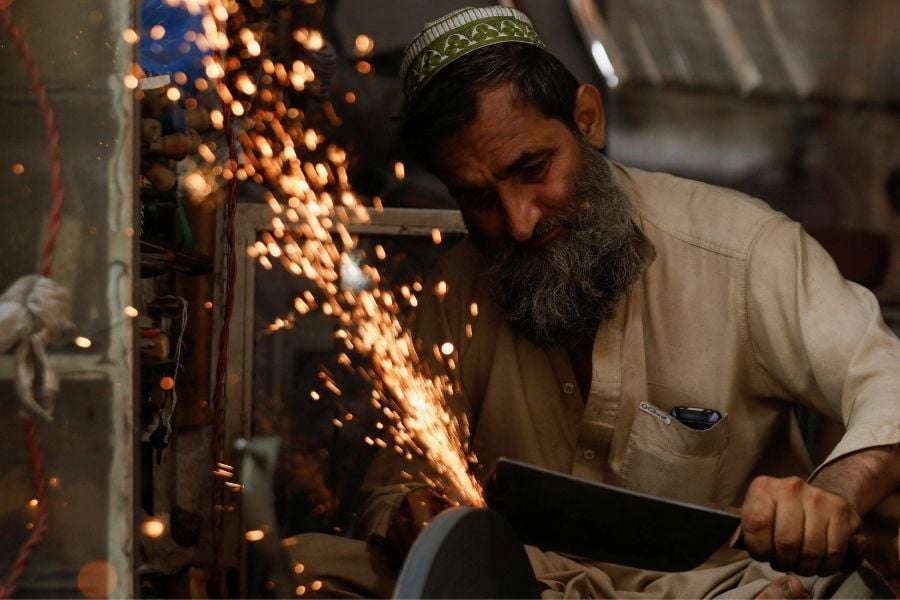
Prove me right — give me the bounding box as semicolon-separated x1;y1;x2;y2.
0;275;69;421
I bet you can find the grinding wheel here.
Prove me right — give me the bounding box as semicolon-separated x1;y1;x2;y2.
393;506;539;599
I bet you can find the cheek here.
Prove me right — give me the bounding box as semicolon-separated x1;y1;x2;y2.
540;159;581;210
534;180;574;213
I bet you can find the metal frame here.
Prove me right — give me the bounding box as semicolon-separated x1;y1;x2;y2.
218;203;465;592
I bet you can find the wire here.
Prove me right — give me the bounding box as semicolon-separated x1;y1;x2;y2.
161;298;188;437
208;103;239;598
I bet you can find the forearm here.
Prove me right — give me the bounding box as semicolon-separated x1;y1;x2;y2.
810;443;900;516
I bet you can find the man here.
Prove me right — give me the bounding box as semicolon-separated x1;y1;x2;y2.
293;6;900;598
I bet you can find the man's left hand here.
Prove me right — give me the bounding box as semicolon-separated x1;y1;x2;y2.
740;475;864;576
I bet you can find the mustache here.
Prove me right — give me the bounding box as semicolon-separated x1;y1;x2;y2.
488;205;579;260
532;211;573;240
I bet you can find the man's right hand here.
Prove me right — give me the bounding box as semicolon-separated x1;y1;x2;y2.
740;475;865;576
384;487;450;561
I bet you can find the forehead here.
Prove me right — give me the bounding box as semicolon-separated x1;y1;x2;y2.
436;85;571;182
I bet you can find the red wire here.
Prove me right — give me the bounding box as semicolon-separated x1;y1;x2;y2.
0;421;50;599
209;106;239;598
0;8;63;279
0;5;62;598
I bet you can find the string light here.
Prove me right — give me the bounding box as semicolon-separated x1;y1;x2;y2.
245;529;265;542
141;518;165;538
354;34;374;57
121;28;139;44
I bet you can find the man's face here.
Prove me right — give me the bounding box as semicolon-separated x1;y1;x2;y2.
435;84;643;346
436;85;586;247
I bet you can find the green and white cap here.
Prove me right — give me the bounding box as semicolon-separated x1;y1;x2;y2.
400;6;545;102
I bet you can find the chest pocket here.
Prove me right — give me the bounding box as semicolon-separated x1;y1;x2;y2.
619;398;730;505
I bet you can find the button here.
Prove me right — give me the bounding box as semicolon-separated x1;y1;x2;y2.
582;449;596;460
563;383;575;395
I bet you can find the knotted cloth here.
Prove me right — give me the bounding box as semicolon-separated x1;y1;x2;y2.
0;275;69;421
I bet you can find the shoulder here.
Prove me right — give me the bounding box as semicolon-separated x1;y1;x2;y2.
613;163;786;259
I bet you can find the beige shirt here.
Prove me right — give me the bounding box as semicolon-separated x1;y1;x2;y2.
358;162;900;596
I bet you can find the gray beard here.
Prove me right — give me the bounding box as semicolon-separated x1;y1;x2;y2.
470;145;643;346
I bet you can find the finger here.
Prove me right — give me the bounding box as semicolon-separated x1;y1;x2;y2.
387;490;434;555
408;496;434;528
794;496;828;576
817;502;862;575
780;575;811;599
817;516;846;576
388;511;417;553
754;575;810;599
771;485;805;572
755;575;790;599
407;488;447;528
742;479;777;561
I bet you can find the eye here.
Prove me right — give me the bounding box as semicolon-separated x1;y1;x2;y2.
519;157;551;182
455;189;496;211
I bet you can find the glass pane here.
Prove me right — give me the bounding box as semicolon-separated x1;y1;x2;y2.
251;232;465;537
0;1;136;597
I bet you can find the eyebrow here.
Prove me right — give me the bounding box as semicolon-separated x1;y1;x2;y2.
444;147;555;194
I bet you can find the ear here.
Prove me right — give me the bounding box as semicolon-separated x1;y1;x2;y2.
573;84;606;148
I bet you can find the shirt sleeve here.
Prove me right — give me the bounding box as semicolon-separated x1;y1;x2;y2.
745;215;900;477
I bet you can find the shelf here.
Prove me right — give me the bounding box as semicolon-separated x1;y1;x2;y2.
0;352;118;382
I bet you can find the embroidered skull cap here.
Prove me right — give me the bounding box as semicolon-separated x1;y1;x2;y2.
400;6;546;101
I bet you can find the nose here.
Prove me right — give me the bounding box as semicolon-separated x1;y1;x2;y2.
498;187;543;243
